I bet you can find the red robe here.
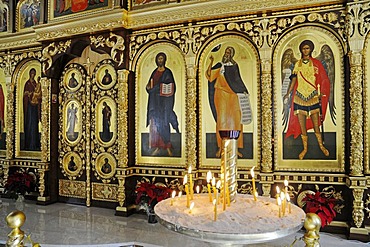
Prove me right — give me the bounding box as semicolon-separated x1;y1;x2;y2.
285;57;330;139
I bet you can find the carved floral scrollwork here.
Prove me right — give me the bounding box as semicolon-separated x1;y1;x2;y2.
346;2;370;38
349;51;364;176
90;33;125;67
41;41;71;74
352;188;365;228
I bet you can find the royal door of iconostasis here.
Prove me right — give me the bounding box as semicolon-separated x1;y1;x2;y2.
51;35;128;208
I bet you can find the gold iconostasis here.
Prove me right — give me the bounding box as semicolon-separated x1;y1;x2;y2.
0;0;370;241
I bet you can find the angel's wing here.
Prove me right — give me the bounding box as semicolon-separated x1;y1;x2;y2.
317;45;336;125
281;49;297;131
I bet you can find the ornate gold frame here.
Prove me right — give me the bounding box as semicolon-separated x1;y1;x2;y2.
94;153;116;180
95;96;117;147
14;59;42;159
62;151;83;179
48;0;113;22
16;0;40;32
273;26;345;172
134;42;187;167
62;99;82;146
96;63;116;90
0;69;6;157
198;34;260;170
64;67;83;92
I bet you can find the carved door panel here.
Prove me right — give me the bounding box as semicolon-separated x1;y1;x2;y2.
58;63;88;203
58;60;119;206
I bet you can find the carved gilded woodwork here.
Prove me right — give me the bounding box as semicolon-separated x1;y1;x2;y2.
90;32;125;67
365;28;370;174
352;188;365;228
41;40;71;74
91;59;119;182
260;56;273;173
59;179;86;198
5;79;14;159
127;0;344;29
348;51;364;176
40;77;50;162
37;162;49;199
117;70;129;168
92;182;118;202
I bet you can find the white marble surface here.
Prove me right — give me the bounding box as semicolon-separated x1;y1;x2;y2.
0;198;368;247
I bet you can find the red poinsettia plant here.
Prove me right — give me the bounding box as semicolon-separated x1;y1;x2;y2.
135;182;172;207
4;170;36;199
302;191;337;227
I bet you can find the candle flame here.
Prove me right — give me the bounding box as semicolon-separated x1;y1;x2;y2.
190;202;195;210
216;180;221;189
207;171;212;183
213;199;217;205
284;179;288;187
276;186;280;194
178;191;182;197
211;177;216;186
280;191;285;200
188;166;192;174
183;175;188;185
172;190;176;198
251;166;255;178
277;197;282;205
196;185;200;194
286;193;290;202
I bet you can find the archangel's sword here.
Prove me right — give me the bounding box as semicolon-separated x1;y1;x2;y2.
317;84;325;144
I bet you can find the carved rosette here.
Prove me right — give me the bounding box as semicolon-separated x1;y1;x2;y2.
117;70;129;168
349;51;364;176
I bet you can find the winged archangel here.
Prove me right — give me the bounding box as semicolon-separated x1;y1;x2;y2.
281;40;336;160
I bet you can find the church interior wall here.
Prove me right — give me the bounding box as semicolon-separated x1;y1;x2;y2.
0;0;369;242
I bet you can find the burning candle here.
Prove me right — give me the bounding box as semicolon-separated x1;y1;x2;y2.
287;193;291;213
196;185;200;197
226;171;230;207
212;177;217;201
184;175;190;208
216;180;221;205
188;166;194;200
189;202;194;214
251;166;257;201
276;186;280;205
171;190;176;206
207;171;212;202
178;191;182;200
213;199;217;221
280;191;286;216
284;179;289;194
277;197;282;218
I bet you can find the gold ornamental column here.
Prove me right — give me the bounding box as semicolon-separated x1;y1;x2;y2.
346;1;367;239
219;130;240;202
